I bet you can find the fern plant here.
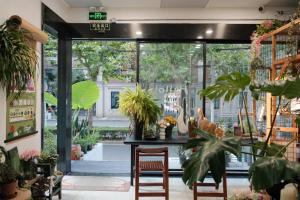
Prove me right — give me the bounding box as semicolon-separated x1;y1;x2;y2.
0;16;37;97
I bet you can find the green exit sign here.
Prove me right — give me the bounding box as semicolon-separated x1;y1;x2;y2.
89;12;107;20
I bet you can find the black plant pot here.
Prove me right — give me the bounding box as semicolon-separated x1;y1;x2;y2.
165;126;173;139
266;182;287;200
134;120;144;140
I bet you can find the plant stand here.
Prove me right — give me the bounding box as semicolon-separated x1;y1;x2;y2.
193;174;227;200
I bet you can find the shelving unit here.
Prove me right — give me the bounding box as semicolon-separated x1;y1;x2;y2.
260;19;300;161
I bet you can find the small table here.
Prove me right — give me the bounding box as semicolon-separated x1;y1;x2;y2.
124;135;189;186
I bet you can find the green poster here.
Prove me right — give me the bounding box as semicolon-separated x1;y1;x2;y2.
6;80;36;142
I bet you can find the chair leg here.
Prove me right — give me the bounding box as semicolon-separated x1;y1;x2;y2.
135;169;139;200
165;171;169;200
223;174;228;200
193;183;197;200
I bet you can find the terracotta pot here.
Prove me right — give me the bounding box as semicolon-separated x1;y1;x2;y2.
1;181;17;199
71;144;81;160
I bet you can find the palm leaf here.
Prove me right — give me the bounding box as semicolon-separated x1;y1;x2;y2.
199;72;251;101
249;157;300;191
182;130;241;189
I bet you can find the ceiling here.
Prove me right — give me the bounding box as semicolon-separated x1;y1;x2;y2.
63;0;298;8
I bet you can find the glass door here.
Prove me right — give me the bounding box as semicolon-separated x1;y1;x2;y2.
138;42;205;169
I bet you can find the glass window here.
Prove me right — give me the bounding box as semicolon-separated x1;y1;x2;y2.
43;33;58;155
111;91;119;109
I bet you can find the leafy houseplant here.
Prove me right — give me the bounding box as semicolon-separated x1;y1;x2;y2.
196;71;300;198
119;84;161;139
0;146;18;199
0;163;18;199
182;130;241;189
20;149;40;179
0;15;37;97
38;152;58;177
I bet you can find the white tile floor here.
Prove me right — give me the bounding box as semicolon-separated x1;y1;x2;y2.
54;176;250;200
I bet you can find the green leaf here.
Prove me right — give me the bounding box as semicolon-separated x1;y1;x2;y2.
44;92;57;106
249;157;300;191
250;78;300;99
253;142;286;157
72;80;100;109
182;130;241;189
199;72;251;101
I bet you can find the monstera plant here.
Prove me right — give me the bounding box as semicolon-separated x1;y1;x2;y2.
185;71;300;199
182;130;241;189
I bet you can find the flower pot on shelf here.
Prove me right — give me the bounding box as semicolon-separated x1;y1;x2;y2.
1;181;18;199
165;126;174;139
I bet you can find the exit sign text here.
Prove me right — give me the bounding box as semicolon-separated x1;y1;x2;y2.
89;12;107;20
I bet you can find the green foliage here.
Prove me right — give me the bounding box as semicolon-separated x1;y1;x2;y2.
255;19;284;36
0;146;17;184
72;110;90;139
253;142;286;157
43;127;57;155
44;80;100;110
72;41;136;82
119;84;161;128
249;157;300;191
0;18;37;97
250;78;300;100
0;163;17;185
72;80;100;110
44;92;57;106
182;130;241;189
199;72;251;101
38;152;58;168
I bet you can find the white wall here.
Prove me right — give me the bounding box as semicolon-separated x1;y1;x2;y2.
0;0;69;154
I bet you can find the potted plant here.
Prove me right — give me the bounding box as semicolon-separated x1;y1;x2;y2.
0;15;37;97
0;163;18;199
119;84;161;139
37;152;58;177
163;115;177;139
20;149;40;179
194;71;300;199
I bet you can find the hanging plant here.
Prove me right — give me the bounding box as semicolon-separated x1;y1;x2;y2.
0;16;37;97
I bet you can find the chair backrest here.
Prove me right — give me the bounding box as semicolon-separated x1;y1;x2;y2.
7;147;21;174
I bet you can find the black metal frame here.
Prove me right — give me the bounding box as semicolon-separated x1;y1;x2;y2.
42;4;256;175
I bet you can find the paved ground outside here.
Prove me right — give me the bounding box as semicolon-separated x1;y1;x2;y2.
71;142;250;174
46;117;130;127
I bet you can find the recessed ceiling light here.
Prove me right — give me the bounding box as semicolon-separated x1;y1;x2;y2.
136;31;142;35
197;35;203;39
206;29;213;34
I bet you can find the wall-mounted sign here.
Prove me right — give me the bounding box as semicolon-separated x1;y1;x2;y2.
89;11;107;20
90;23;111;33
5;79;37;143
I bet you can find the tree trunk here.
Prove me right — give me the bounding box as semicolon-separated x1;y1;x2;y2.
88;108;93;128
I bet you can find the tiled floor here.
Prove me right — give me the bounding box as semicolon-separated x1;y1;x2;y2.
54;176;250;200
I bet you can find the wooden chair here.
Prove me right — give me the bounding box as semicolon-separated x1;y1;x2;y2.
135;147;169;200
193;173;227;200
